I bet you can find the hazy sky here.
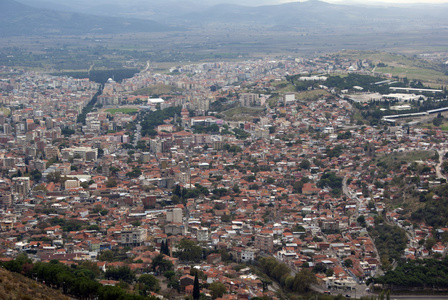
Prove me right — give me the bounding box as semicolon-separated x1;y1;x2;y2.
280;0;448;3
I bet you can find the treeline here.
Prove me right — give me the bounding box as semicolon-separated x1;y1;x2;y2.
258;257;317;294
371;258;448;289
51;68;139;84
77;87;102;125
1;254;158;300
140;106;181;137
286;73;407;93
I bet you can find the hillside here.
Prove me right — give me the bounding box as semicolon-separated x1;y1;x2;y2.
0;0;172;36
0;265;70;300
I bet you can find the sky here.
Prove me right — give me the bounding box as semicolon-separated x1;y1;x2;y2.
279;0;448;3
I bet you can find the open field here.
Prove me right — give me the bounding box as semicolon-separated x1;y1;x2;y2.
375;65;448;85
376;150;435;165
2;27;448;72
296;89;332;101
334;51;448;86
0;107;11;116
105;108;139;114
222;106;265;121
131;84;184;96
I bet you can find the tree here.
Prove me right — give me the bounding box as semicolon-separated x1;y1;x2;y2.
299;159;311;170
105;266;135;283
292;268;316;293
138;274;160;292
151;254;173;273
344;259;353;268
357;215;366;227
98;250;114;262
209;281;226;299
105;179;117;188
160;240;170;255
175;239;202;262
193;273;200;300
425;237;437;252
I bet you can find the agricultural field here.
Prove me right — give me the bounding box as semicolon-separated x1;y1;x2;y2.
334;50;448;86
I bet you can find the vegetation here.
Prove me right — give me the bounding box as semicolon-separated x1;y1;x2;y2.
411;183;448;228
140;106;181;137
368;216;407;268
51;68;139;84
258;257;317;294
174;239;202;262
106;108;139;115
131;84;183;96
222;106;265;121
77;87;102;125
0;262;70;300
317;172;343;197
0;254;158;300
371;258;448;290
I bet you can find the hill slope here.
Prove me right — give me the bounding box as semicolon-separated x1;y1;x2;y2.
0;265;70;300
0;0;172;36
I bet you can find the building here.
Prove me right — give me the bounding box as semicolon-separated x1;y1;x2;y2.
166;208;183;223
12;177;30;196
254;234;274;252
284;93;295;103
197;228;209;242
65;180;80;189
239;93;259;107
241;248;259;262
164;223;186;236
120;228;147;247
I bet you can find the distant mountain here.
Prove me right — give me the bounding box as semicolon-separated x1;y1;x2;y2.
16;0;211;22
5;0;448;36
0;0;173;36
179;0;448;32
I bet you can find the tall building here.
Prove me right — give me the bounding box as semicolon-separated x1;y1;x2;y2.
239;93;259;107
254;234;274;253
166;208;183;223
120;228;147;247
12;177;30;196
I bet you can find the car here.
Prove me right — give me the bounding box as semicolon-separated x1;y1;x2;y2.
345;295;351;298
324;291;330;294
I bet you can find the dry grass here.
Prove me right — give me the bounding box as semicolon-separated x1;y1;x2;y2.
0;267;69;300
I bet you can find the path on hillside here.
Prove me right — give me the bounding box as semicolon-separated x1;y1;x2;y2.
436;150;447;179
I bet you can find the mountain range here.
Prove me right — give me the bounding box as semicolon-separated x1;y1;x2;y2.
1;0;448;36
0;0;172;36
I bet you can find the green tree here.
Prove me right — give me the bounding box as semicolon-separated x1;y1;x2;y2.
209;281;226;299
344;259;353;268
292;268;316;293
151;254;173;273
193;273;200;300
175;239;202;262
138;274;160;292
300;159;311;170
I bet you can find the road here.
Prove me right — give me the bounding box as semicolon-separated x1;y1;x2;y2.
436;150;447;179
142;60;151;73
